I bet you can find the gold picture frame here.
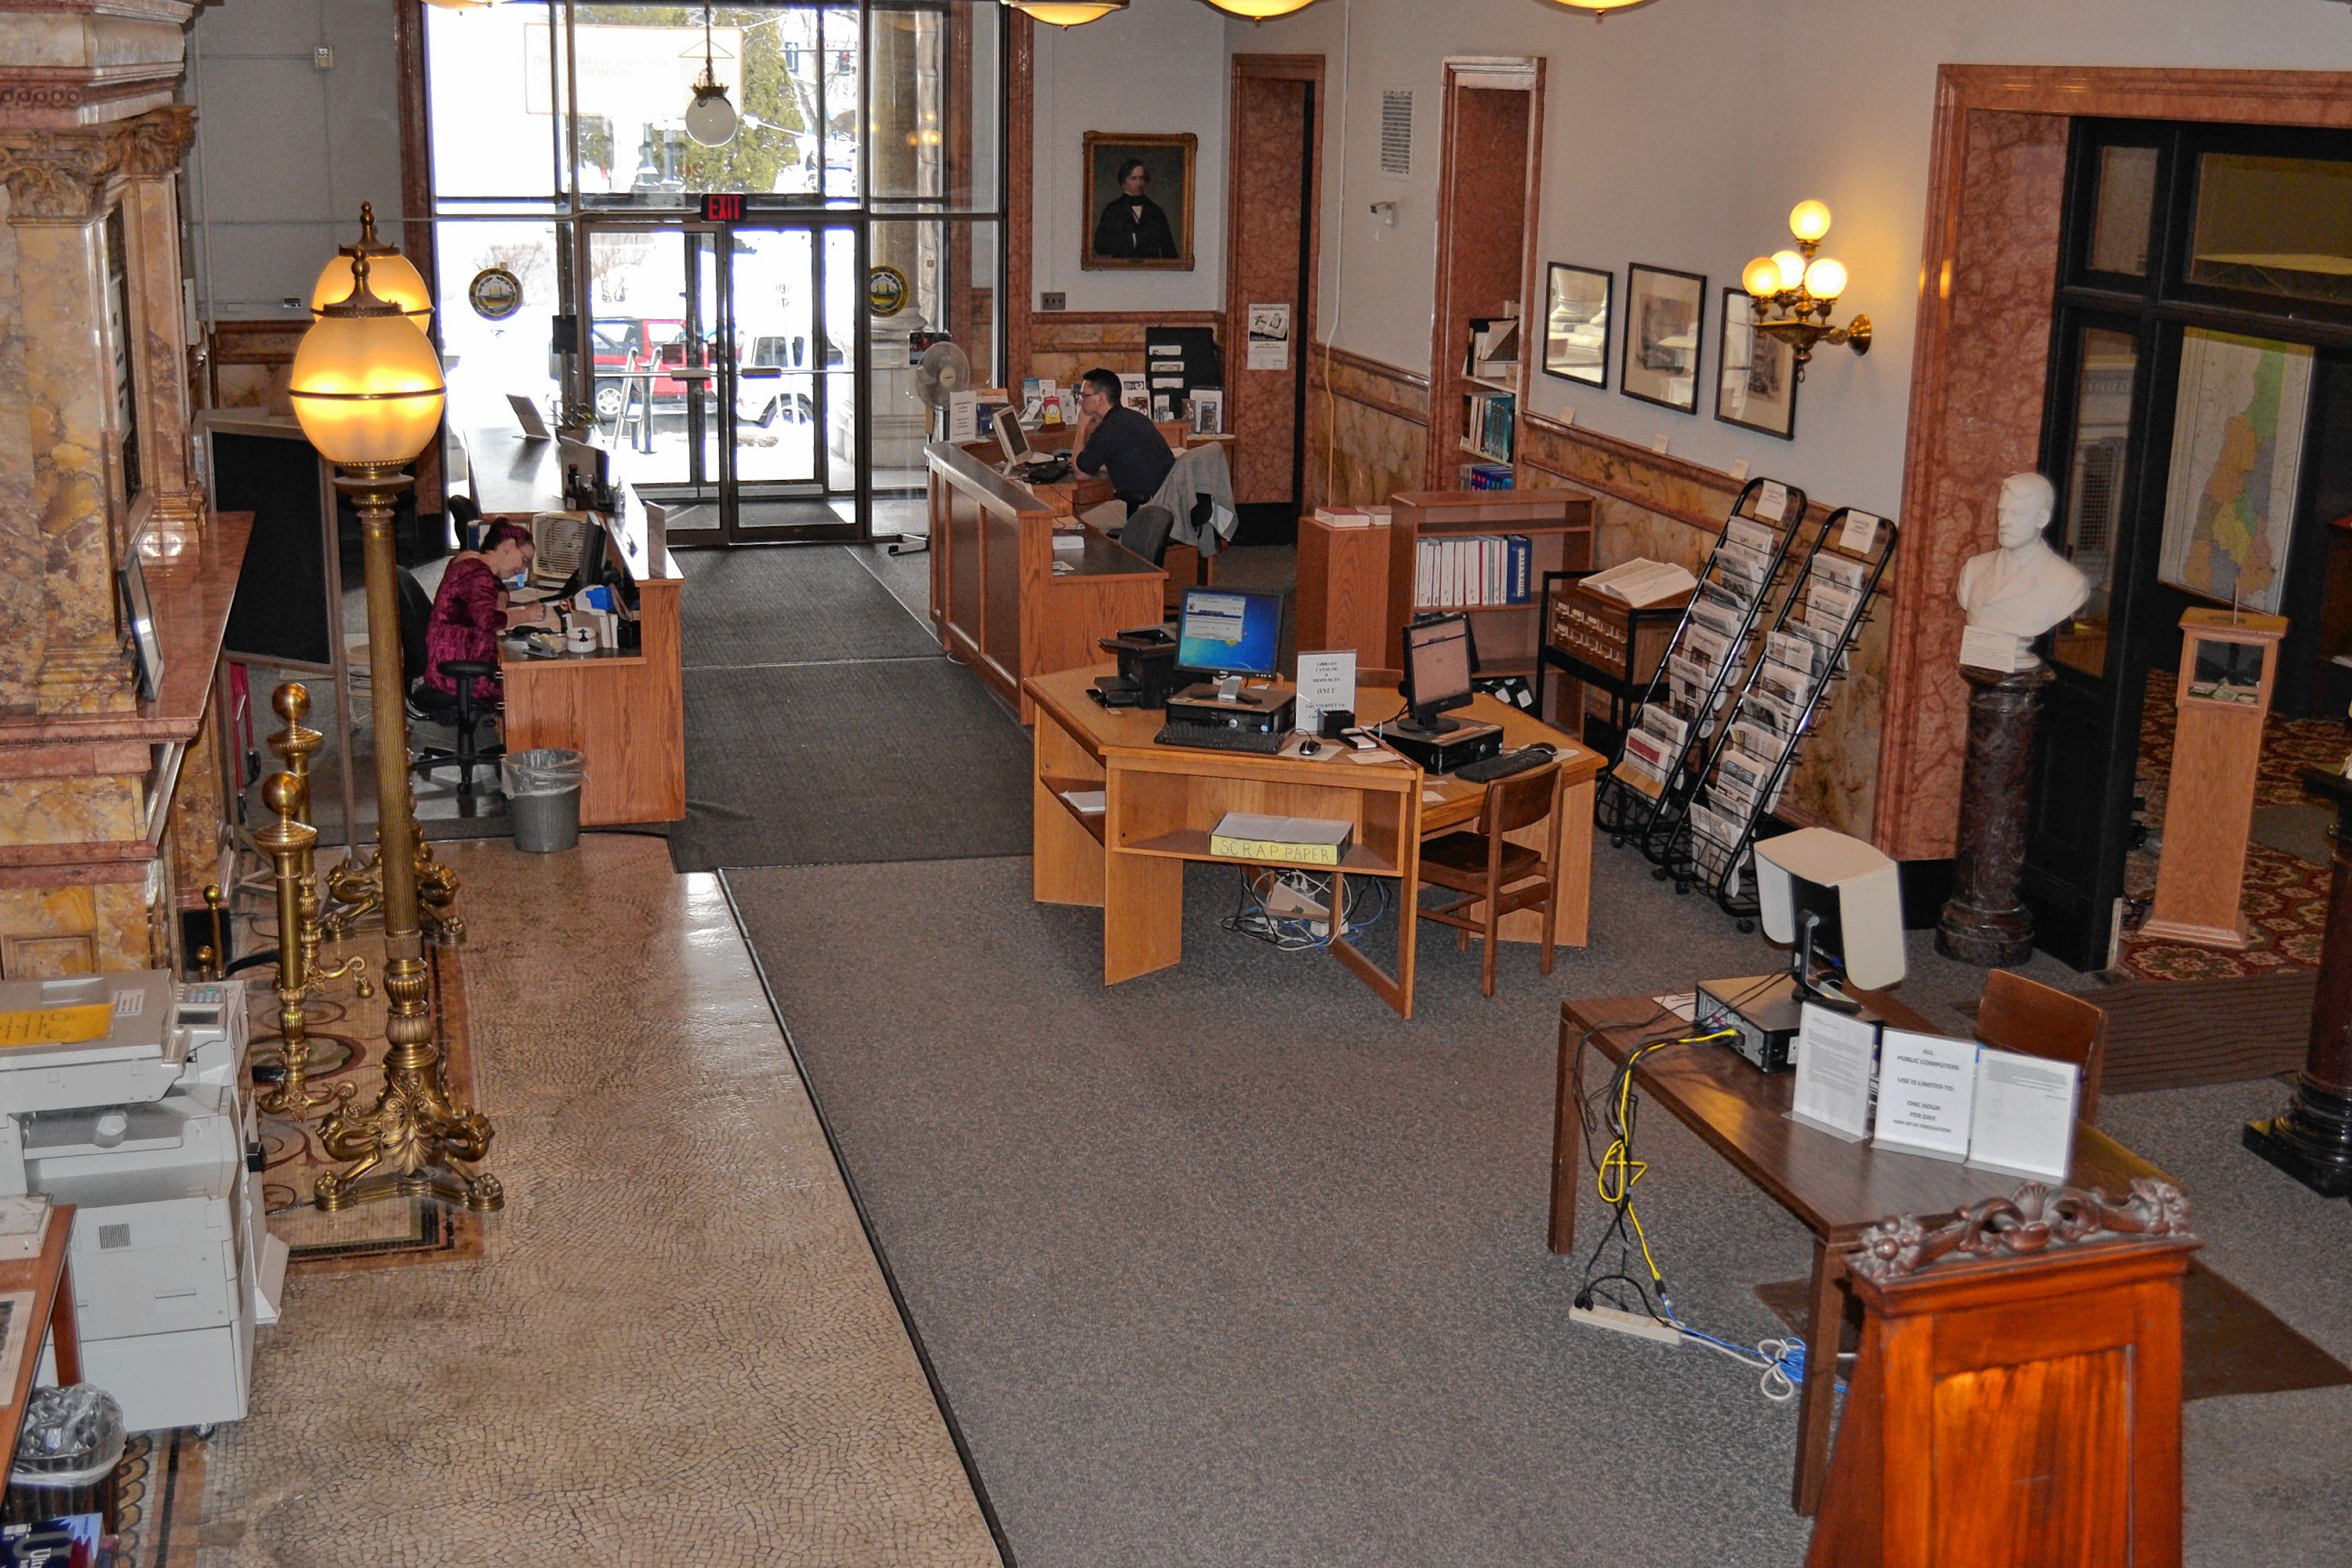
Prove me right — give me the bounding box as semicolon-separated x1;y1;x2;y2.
1081;132;1197;272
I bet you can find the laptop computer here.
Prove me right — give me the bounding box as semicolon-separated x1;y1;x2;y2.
508;394;553;440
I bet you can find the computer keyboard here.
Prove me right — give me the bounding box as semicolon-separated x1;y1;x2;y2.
1455;745;1557;783
1152;721;1290;755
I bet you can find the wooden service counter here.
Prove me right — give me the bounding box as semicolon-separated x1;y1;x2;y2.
487;463;685;828
924;441;1165;722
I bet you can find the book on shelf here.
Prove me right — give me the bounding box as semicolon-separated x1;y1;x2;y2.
1210;812;1353;866
1314;506;1372;528
1461;462;1515;490
1583;557;1698;608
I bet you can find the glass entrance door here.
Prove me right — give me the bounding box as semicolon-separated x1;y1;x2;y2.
581;219;858;545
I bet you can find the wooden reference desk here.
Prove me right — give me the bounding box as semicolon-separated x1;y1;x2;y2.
464;426;566;521
0;1207;82;1473
996;420;1229;612
926;441;1165;723
1548;991;2161;1515
481;450;686;826
1025;667;1603;1014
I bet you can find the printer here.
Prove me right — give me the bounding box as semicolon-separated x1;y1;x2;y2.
1;972;271;1432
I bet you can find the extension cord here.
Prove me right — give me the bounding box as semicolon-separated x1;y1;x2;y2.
1261;880;1329;923
1568;1302;1683;1347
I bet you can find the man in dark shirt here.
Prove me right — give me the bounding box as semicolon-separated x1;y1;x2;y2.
1092;160;1178;262
1073;368;1174;515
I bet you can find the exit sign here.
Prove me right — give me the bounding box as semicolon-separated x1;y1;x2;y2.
701;194;744;223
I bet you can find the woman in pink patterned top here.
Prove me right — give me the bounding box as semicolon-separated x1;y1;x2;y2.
423;521;554;704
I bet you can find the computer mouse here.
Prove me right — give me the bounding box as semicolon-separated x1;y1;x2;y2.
1299;739;1322;756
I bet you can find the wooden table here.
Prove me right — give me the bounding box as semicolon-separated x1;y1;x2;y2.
1548;991;2161;1515
0;1206;82;1473
1025;666;1602;1014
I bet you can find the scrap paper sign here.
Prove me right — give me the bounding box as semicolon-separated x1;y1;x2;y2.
0;1004;111;1049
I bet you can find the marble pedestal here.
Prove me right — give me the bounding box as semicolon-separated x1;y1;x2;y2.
1935;661;2053;966
2244;767;2352;1196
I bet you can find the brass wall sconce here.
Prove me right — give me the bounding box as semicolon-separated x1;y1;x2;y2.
1741;200;1871;380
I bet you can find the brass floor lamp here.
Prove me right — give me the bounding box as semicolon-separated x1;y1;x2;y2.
288;239;503;1214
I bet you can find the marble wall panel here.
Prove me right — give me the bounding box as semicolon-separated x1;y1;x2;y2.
1879;109;2067;861
0;876;156;979
0;193;32;713
166;706;225;897
1305;344;1427;510
0;773;142;847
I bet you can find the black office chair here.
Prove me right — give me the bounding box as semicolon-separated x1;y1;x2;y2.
398;568;503;797
1118;504;1178;567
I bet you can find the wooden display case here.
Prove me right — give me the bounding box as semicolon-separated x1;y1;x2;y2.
1536;572;1691;747
2143;608;2288;949
1296;511;1392;669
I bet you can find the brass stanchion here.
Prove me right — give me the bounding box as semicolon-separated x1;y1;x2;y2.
254;775;347;1120
310;462;501;1213
268;684;371;1003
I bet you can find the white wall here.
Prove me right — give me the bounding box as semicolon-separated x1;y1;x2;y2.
1031;3;1229;313
185;0;405;321
1249;0;2352;520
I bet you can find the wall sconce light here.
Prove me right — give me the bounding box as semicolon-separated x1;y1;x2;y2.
1002;0;1130;26
1741;199;1871;379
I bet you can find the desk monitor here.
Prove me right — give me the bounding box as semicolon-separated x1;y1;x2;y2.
1395;613;1476;737
507;394;552;440
1174;587;1281;680
993;405;1031;468
1754;827;1904;1007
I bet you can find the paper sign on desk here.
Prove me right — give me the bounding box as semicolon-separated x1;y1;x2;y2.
1791;1003;1880;1142
0;1004;111;1049
1871;1029;1977;1161
1295;650;1356;731
1967;1048;2079;1179
1755;480;1789;521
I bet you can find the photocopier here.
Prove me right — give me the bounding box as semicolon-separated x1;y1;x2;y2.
0;971;280;1432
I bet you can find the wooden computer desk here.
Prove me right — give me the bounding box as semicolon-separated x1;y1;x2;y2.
927;442;1166;723
1025;666;1603;1015
1548;991;2161;1515
993;420;1232;612
466;428;686;826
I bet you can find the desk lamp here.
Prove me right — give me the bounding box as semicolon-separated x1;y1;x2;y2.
289;250;503;1215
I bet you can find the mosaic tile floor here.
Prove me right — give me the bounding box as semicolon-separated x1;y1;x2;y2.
2120;678;2343;982
194;837;1003;1568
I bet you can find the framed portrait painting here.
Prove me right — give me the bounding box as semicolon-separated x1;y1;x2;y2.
1621;263;1706;415
1542;263;1612;388
1715;288;1797;440
1081;132;1196;271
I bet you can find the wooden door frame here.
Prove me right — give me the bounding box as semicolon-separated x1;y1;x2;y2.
1424;56;1546;489
1224;53;1327;513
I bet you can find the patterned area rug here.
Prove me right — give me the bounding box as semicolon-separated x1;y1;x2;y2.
2120;678;2343;982
249;931;488;1271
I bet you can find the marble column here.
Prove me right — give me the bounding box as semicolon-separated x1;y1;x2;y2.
123;110;203;552
1935;661;2053;966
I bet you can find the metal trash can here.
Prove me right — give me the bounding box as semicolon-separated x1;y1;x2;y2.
503;748;584;853
4;1385;125;1531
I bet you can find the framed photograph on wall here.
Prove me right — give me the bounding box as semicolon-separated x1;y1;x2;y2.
116;553;163;702
1542;263;1612;388
1715;287;1798;440
1621;263;1707;415
1081;132;1197;271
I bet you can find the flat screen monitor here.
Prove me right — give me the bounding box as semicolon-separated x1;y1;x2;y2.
1396;613;1476;736
1754;827;1905;1004
993;405;1030;466
1174;587;1281;679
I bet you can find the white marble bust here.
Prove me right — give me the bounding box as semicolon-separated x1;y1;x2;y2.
1956;473;2091;659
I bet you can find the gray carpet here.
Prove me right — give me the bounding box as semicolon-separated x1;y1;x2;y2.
722;846;2343;1568
677;545;942;666
669;658;1030;873
2252;800;2333;866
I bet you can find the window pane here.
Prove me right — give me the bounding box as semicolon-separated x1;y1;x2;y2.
435;218;567;444
427;2;561;201
868;3;998;209
2053;328;2137;677
2190;151;2352;305
2087;145;2157;276
867;217;999;500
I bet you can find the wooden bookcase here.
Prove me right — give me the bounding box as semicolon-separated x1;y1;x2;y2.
1381;490;1593;680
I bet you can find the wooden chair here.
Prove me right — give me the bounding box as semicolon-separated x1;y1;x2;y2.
1973;969;2110;1124
1418;762;1563;997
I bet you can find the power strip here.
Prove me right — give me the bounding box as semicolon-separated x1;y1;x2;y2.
1569;1302;1683;1347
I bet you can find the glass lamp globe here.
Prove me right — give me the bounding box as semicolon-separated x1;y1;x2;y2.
1004;0;1129;25
311;249;433;334
1205;0;1320;17
1544;0;1651;15
289;278;448;467
1788;200;1833;243
1802;256;1848;301
1772;249;1808;292
1743;256;1784;298
684;79;739;148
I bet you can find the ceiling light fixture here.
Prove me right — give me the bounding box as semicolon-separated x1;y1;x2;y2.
1544;0;1655;19
684;3;739;147
1202;0;1323;19
1001;0;1131;28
